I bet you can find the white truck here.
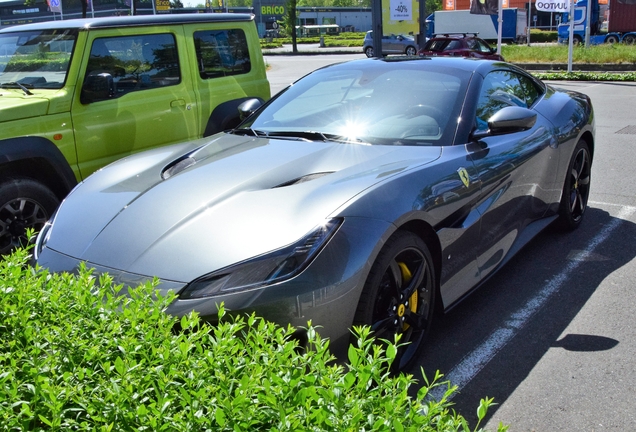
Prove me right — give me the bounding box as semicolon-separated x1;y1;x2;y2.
426;9;527;42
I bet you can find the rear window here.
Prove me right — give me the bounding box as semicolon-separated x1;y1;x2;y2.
194;29;251;79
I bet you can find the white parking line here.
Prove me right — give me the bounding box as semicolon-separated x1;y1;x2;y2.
429;203;636;401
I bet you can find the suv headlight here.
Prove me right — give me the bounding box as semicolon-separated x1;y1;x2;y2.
179;219;342;299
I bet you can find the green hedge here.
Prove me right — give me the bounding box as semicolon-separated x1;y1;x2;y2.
0;248;507;431
532;71;636;81
529;29;558;43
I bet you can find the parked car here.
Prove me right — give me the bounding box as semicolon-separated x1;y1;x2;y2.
0;14;270;254
35;57;594;371
418;33;504;60
363;31;418;57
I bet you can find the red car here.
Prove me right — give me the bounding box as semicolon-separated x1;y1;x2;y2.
418;33;504;61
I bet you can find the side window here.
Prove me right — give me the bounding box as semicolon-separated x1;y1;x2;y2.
194;29;251;79
476;40;492;53
475;70;527;129
517;74;543;107
85;33;179;99
445;40;462;50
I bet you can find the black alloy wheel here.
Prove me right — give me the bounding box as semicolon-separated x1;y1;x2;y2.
0;178;59;255
558;140;591;231
353;231;436;371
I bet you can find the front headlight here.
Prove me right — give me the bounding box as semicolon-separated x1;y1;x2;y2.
34;219;54;261
179;219;342;299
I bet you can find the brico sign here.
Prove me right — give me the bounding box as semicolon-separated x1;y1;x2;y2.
261;5;286;15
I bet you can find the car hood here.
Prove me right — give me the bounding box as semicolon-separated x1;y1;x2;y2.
46;134;441;283
0;93;49;121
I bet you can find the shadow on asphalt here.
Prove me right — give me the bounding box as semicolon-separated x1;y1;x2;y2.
405;206;636;426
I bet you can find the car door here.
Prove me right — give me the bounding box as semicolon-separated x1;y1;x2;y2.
382;34;399;54
468;69;560;282
72;28;199;179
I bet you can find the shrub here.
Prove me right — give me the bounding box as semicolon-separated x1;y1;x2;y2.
0;248;507;431
529;29;558;43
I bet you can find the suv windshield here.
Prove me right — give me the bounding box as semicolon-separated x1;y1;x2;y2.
0;29;77;90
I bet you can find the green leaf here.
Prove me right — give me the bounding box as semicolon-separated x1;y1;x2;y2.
215;407;227;427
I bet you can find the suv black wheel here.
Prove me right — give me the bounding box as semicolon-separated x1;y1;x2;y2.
0;178;59;254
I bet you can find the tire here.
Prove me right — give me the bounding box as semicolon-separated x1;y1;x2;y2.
623;34;636;45
573;35;583;45
353;231;436;371
405;46;417;56
364;46;374;58
605;35;619;44
557;140;591;231
0;178;59;255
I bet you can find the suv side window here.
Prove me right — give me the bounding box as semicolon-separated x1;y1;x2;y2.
85;33;179;99
194;29;251;79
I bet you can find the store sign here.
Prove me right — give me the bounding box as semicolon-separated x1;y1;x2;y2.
156;0;170;12
535;0;570;12
261;5;285;15
47;0;62;13
390;0;412;20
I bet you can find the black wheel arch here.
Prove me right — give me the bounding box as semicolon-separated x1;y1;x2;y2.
580;130;595;161
203;97;265;137
0;137;78;200
396;219;442;296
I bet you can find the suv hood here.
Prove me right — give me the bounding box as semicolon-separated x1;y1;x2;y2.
0;94;49;122
45;134;441;282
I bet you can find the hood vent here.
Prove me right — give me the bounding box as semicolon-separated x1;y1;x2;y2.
274;172;334;188
162;156;197;180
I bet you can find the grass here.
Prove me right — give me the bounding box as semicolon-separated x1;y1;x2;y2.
502;43;636;64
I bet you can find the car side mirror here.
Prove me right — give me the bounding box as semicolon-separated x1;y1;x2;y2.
238;98;263;120
81;73;115;104
472;106;537;140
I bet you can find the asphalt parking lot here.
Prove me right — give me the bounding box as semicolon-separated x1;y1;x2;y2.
265;58;636;431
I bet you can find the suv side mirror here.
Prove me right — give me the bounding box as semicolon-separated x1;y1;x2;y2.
81;73;115;104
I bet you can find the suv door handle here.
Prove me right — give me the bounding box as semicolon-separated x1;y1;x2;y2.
170;99;186;108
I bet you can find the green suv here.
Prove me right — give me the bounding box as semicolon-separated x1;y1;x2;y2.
0;14;270;253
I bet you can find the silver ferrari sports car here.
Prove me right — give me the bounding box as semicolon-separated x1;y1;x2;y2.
35;57;594;370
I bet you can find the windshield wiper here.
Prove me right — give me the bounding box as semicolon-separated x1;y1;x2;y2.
0;81;34;95
229;128;268;137
266;131;329;142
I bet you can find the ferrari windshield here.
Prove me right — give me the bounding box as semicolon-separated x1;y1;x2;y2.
0;29;77;90
243;60;470;146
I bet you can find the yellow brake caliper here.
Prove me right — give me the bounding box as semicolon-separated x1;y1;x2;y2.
397;262;418;330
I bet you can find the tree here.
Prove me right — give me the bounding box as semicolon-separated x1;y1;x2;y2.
170;0;184;7
282;0;298;53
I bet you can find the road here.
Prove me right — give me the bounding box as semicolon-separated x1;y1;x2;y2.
265;56;636;431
